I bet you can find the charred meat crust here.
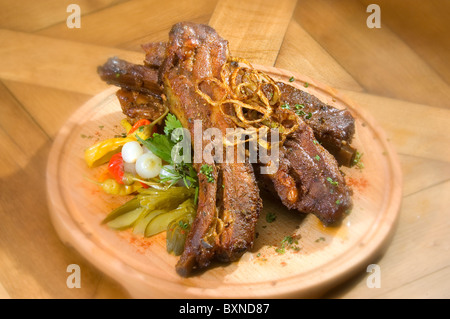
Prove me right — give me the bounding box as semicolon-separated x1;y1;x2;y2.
99;49;357;167
97;57;162;95
276;82;357;166
115;88;166;125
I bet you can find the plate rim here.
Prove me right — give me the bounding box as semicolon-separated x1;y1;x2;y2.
46;66;403;298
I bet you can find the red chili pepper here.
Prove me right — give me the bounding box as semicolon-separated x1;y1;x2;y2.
128;119;151;134
139;181;150;189
108;153;124;184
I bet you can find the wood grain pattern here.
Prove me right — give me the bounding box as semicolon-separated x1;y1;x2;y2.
209;0;297;65
46;67;402;298
1;0;449;299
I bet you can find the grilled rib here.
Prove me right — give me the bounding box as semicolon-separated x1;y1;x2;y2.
276;82;356;166
161;22;262;276
97;21;355;274
98;50;356;167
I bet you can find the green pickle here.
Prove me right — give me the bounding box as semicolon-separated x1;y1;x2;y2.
145;198;195;237
102;197;141;224
102;186;196;256
166;213;195;256
106;207;146;230
132;209;168;235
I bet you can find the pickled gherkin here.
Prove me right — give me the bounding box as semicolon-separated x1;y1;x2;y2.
166;211;195;256
106;207;146;230
101;186;196;256
145;198;195;237
137;186;195;211
132;209;168;235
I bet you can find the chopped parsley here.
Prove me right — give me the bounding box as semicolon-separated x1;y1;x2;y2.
200;164;214;183
315;155;320;161
265;212;277;223
281;103;290;109
275;235;300;254
326;177;339;186
304;82;309;88
353;151;364;169
296;109;306;116
178;220;189;229
289;76;295;82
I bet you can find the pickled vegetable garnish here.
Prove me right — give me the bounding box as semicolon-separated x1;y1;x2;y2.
101;187;196;239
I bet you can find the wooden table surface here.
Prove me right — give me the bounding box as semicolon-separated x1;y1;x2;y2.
0;0;449;299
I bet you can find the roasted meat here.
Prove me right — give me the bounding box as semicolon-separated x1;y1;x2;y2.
160;22;262;276
98;57;162;95
276;82;356;166
98;52;356;167
97;21;355;276
258;109;352;225
115;88;166;125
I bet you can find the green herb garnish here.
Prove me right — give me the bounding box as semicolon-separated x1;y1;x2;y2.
200;164;214;183
326;177;339;186
265;212;277;223
138;114;199;203
276;236;300;254
315;237;325;242
353;151;364;169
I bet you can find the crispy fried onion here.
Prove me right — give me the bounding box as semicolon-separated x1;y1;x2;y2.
194;56;301;147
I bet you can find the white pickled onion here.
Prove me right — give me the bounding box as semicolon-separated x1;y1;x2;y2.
135;153;162;179
122;141;143;163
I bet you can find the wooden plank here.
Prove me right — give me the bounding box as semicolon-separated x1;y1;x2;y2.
2;80;92;138
0;29;143;95
325;180;450;298
0;0;126;32
0;88;117;298
399;154;450;197
0;281;10;299
294;0;450;108
340;90;450;162
209;0;297;66
359;0;450;84
275;19;363;92
0;82;49;162
37;0;217;51
376;266;450;299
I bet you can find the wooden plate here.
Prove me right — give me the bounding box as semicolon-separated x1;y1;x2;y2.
46;66;402;298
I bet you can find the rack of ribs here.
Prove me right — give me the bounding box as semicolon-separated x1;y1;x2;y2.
97;22;354;276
